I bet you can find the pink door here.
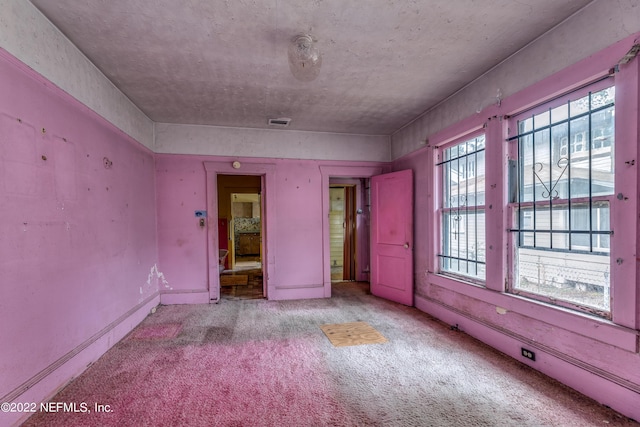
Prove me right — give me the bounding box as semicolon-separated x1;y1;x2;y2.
370;169;414;306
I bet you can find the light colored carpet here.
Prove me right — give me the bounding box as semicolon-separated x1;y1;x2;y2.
129;323;182;340
320;321;387;347
22;282;638;427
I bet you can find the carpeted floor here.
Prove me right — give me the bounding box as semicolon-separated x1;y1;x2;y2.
23;282;638;426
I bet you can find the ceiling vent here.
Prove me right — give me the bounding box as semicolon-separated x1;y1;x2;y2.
268;118;291;127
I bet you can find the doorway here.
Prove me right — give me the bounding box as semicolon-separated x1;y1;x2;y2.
217;175;264;300
329;185;357;281
230;192;262;270
320;165;383;297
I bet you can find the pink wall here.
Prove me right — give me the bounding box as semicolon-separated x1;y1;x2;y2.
155;155;209;302
0;49;159;425
156;155;387;303
392;34;640;421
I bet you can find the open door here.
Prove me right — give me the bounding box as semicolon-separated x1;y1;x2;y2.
370;169;414;306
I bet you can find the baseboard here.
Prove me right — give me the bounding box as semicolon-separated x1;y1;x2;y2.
2;292;160;427
414;294;640;422
160;289;210;304
270;284;326;300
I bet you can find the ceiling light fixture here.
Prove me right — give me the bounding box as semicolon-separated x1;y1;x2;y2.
288;34;322;82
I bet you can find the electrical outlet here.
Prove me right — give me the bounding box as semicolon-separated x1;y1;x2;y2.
521;348;536;361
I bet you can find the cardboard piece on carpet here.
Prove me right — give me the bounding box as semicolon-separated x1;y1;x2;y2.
320;321;387;347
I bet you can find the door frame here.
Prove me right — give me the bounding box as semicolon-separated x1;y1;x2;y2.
204;160;276;302
320;165;386;297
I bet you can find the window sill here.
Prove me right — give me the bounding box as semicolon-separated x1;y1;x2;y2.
426;272;637;353
435;271;486;289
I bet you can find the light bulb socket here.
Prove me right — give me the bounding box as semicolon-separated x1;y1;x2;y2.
288;34;322;82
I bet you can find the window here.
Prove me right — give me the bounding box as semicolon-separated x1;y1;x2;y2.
508;83;615;315
438;134;486;281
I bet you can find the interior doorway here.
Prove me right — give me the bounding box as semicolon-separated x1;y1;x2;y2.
329;183;359;282
320;165;382;297
230;192;262;270
217;175;264;300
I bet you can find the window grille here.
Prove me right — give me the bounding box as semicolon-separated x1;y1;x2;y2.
438;135;486;281
508;84;614;314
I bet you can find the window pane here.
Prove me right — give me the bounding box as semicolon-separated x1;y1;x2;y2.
568;116;590;199
474;150;486;206
569;93;590;116
517;202;609;252
591;87;615;108
515;248;610;311
591;106;615;197
519;117;533;134
551;103;569;124
534;209;550;230
450;158;461;207
443;144;485;209
510;84;614;316
443;159;452;208
519;134;534;203
534;110;550;128
522;231;534;246
552;232;569;250
533;129;551;201
596;204;611;251
440;135;486;282
441;210;486;280
551;124;569;199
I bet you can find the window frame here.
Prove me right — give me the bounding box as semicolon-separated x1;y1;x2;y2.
436;131;487;285
424;35;638;346
506;78;616;318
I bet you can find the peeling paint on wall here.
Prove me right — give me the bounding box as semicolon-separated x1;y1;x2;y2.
146;264;170;290
141;264;170;302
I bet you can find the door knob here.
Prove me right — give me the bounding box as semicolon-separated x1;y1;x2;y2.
404;243;409;249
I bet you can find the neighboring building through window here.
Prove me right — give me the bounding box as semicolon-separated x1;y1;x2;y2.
438;134;486;281
508;84;615;315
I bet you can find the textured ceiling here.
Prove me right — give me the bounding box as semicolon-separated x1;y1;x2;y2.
31;0;593;136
